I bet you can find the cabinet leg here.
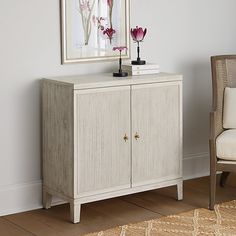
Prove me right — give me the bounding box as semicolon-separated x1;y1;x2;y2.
70;202;81;223
43;189;52;209
177;181;183;200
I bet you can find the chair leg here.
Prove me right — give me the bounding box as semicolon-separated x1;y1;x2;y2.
209;140;217;210
209;170;216;210
220;172;230;187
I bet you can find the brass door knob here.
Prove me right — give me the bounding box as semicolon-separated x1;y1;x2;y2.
123;134;128;142
134;132;140;140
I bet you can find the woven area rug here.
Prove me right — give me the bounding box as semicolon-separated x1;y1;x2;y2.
84;200;236;236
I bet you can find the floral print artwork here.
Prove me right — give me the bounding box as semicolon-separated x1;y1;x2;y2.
62;0;129;62
77;0;116;45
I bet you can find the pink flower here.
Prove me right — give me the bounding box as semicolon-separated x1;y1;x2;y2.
107;0;113;8
113;46;128;52
103;27;116;42
130;26;147;42
93;16;105;30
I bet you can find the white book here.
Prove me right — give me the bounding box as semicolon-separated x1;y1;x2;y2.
122;63;159;71
127;69;160;76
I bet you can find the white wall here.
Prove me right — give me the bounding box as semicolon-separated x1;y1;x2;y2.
0;0;236;215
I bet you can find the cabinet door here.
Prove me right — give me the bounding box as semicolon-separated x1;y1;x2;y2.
132;82;182;187
74;86;131;196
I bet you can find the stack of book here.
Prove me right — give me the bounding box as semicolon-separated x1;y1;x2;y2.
122;63;160;76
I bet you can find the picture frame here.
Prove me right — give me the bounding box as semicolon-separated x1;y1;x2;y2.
60;0;130;64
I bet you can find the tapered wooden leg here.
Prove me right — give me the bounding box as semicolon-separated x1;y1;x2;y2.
209;139;217;210
43;189;52;209
177;181;183;200
70;202;81;223
209;171;216;210
220;172;230;187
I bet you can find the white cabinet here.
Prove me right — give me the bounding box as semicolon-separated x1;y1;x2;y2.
42;73;183;223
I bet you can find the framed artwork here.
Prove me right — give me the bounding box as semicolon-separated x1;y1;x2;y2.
60;0;130;64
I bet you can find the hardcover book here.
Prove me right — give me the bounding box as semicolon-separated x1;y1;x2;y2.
127;69;160;76
122;63;159;72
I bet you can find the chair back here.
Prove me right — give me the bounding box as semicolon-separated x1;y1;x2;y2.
211;55;236;137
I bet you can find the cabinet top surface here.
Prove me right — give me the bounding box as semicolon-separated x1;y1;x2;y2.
44;72;182;90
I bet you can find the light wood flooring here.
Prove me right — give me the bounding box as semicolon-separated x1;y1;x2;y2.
1;174;236;236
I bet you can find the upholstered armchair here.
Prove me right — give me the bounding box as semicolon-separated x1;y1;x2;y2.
209;55;236;210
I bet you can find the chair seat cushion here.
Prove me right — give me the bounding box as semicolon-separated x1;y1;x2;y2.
216;129;236;161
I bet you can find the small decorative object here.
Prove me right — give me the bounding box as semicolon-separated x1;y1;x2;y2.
113;47;128;77
122;63;160;76
130;26;147;65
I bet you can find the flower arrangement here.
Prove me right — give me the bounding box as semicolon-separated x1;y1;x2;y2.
113;46;128;77
130;26;147;65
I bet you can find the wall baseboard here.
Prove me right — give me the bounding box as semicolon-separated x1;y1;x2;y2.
0;152;209;217
0;181;65;217
0;181;42;217
183;152;209;180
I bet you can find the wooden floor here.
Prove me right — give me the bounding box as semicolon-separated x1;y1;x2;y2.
1;174;236;236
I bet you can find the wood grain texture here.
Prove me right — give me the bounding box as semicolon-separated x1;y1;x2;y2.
2;175;236;236
42;74;183;223
42;189;52;209
131;82;182;186
72;178;182;204
74;87;131;196
70;202;81;224
177;181;183;200
45;73;183;90
0;218;33;236
42;80;74;198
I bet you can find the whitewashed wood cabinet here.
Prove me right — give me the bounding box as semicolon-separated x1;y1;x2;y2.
42;73;183;223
